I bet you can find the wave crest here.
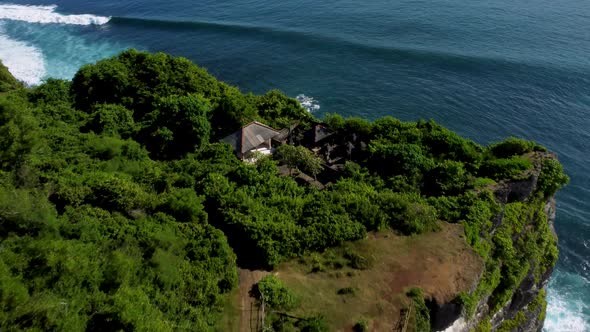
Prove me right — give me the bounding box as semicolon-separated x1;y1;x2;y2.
0;4;110;25
0;23;45;86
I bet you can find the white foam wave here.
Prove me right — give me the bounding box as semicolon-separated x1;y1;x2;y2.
296;94;321;113
0;4;110;26
544;294;589;332
0;23;45;86
544;271;590;332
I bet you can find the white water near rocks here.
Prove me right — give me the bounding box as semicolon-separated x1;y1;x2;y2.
544;270;589;332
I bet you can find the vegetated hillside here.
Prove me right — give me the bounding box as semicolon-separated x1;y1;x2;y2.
0;60;21;93
0;50;569;331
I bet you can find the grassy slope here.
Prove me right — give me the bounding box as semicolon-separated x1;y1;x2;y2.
228;223;484;331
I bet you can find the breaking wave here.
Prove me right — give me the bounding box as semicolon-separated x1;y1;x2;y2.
544;270;590;332
0;4;110;25
296;94;321;113
0;23;45;86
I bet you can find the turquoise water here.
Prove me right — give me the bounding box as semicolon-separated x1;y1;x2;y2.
0;1;589;330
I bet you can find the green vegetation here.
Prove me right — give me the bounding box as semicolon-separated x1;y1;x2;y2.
457;192;560;321
0;50;568;331
530;289;548;322
538;159;570;198
254;275;299;311
497;311;527;332
486;289;547;332
0;61;21;92
275;144;323;178
407;288;431;332
353;319;370;332
489;137;546;158
479;156;533;180
472;318;492;332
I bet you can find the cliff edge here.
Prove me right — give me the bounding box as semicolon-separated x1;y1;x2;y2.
434;151;565;332
0;60;21;92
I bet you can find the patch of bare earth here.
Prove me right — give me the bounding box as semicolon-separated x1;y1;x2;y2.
275;222;484;331
236;269;269;332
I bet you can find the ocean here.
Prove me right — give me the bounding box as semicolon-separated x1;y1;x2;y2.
0;1;588;330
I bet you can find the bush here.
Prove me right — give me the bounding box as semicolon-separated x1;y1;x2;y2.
297;315;329;332
337;287;357;295
72;49;222;112
537;159;569;198
400;201;439;235
489;137;544;158
255;89;313;129
29;79;72;105
473;177;496;188
275;144;323;178
417;119;483;165
158;188;207;222
368;142;434;180
85;104;135;136
254;275;299;311
423;160;470;196
344;249;373;270
353;319;369;332
479;156;533;180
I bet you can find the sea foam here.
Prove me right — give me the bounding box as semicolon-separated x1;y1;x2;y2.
0;23;45;86
0;4;110;25
296;94;321;113
544;271;590;332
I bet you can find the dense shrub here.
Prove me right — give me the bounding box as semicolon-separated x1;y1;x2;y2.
353;319;370;332
489;137;545;158
368;142;434;181
417;120;483;165
479;156;533;180
537;159;569;198
72;50;222;112
255;89;313;129
0;96;42;171
297;315;329;332
29;78;72;105
254;275;299;311
84;103;135;136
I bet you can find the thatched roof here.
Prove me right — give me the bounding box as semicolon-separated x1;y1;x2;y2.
220;121;281;155
313;124;333;143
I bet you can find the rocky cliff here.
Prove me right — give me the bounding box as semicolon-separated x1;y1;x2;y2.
432;152;561;332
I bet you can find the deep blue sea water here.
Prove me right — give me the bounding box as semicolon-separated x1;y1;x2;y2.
0;1;589;330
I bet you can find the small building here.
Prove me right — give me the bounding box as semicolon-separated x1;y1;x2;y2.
220;121;281;160
301;123;334;148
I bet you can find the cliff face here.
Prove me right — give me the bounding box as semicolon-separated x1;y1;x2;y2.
433;152;558;332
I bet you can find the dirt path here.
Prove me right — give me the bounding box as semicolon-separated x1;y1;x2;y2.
238;269;269;332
